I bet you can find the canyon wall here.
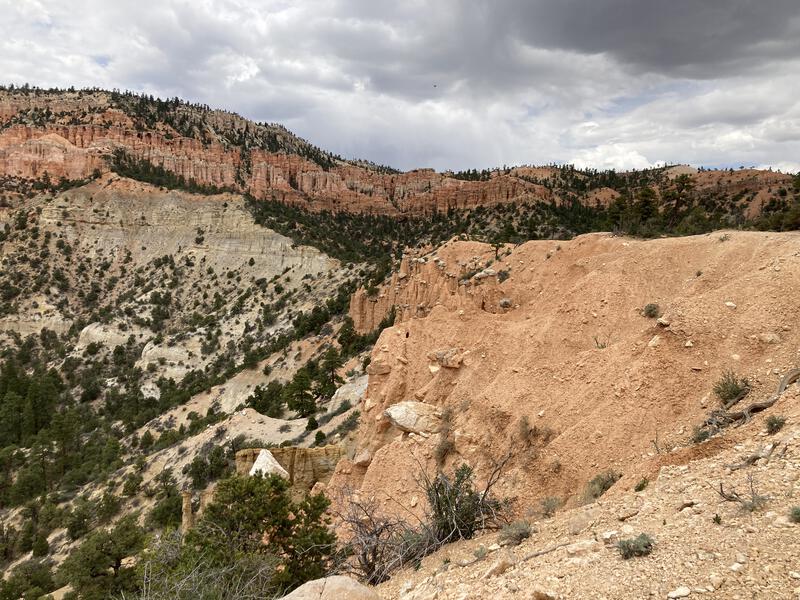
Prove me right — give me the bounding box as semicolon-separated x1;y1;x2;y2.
0;91;551;216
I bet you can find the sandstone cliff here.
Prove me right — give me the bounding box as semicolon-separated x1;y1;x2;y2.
3;90;791;219
236;445;346;495
0;90;552;216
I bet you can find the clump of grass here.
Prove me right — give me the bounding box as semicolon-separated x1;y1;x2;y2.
584;470;621;502
713;369;749;405
634;477;649;492
766;415;786;435
434;438;455;466
691;426;711;444
517;416;554;447
790;507;800;524
643;303;660;318
617;534;654;559
473;545;487;559
540;496;562;517
498;520;531;546
593;336;608;349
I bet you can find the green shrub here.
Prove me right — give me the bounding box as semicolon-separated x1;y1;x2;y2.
584;470;621;501
789;506;800;524
643;303;660;318
424;464;506;545
184;474;336;593
766;415;786;435
540;496;562;517
31;532;49;557
149;492;182;529
57;515;144;600
692;426;711;444
1;559;55;600
617;533;654;559
498;520;531;546
434;438;455;466
634;477;649;492
713;370;749;404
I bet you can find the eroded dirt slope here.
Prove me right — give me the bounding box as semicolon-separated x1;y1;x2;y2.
333;232;800;520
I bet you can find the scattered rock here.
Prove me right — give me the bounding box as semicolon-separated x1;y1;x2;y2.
565;539;601;557
729;562;745;573
281;575;379;600
384;401;442;434
725;301;737;309
648;335;661;348
569;508;600;535
667;586;691;598
367;358;392;375
758;332;780;344
353;449;372;467
427;348;466;369
708;574;725;590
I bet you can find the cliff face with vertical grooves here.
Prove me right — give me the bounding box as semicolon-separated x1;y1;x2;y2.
235;445;345;495
348;241;509;333
0;89;553;216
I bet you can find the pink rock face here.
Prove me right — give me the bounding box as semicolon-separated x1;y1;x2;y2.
0;90;555;216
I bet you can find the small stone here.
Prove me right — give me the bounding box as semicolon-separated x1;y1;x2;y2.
789;571;800;580
648;335;661;348
565;540;602;557
729;562;745;573
657;316;671;327
667;586;691;598
685;340;694;347
599;530;618;546
725;301;737;309
353;449;372;467
709;574;725;590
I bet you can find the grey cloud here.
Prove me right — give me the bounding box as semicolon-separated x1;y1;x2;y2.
0;0;799;172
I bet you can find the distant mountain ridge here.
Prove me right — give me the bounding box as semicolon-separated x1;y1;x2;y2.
2;86;796;226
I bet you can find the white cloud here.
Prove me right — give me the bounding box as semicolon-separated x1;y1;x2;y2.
570;144;656;171
0;0;798;173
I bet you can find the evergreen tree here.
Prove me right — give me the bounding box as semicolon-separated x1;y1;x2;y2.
283;368;316;417
57;515;145;600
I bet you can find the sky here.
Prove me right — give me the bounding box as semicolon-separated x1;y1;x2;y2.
2;0;800;173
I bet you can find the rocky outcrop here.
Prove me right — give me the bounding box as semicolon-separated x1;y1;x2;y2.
349;244;510;333
383;401;442;435
281;576;380;600
248;448;290;479
235;444;345;496
0;90;551;216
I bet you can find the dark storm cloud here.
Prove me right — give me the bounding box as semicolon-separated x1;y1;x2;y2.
1;0;799;171
499;0;800;76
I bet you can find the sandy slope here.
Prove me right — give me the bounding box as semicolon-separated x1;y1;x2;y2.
334;231;800;522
